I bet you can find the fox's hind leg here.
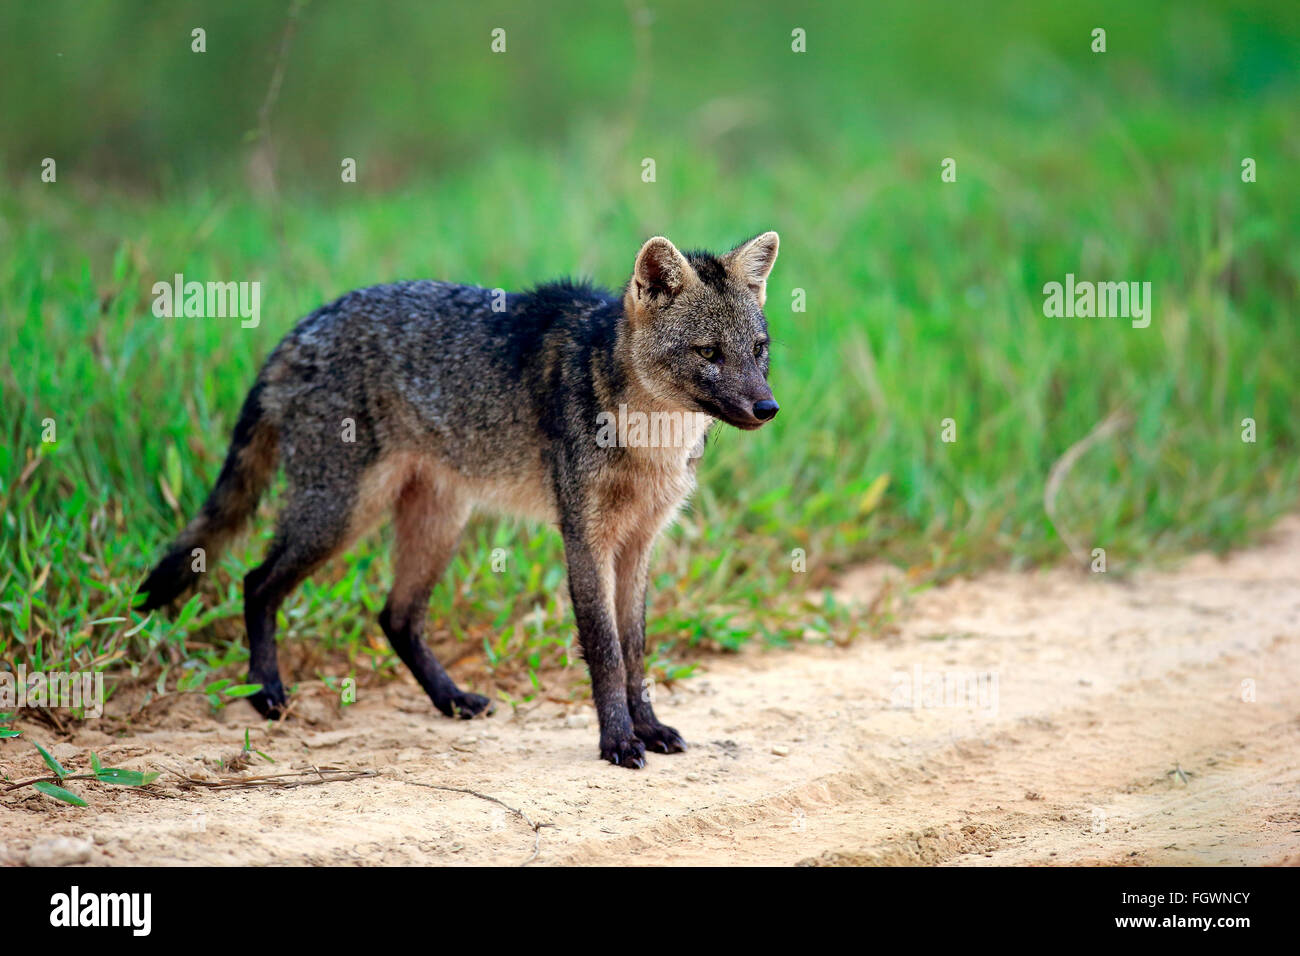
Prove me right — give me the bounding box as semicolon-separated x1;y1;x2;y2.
379;474;491;719
244;492;356;719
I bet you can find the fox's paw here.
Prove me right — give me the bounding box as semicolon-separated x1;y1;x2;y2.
437;690;494;720
246;675;289;720
634;721;687;754
601;735;647;769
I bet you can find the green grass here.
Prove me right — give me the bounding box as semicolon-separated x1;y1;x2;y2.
2;1;1298;707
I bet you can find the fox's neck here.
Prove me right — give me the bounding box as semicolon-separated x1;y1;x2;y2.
605;308;675;416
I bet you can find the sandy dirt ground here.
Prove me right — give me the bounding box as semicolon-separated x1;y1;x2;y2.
3;517;1299;867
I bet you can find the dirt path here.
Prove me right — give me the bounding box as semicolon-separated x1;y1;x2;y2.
4;518;1299;866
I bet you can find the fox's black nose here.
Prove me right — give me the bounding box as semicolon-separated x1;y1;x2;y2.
753;399;779;421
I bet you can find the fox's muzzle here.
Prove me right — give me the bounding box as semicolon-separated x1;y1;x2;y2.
714;387;778;430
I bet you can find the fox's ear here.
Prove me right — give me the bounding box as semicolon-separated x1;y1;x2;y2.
723;231;779;307
632;236;693;305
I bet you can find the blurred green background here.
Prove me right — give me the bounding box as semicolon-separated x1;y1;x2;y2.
2;1;1297;705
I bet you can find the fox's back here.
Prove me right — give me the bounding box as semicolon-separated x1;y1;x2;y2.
256;279;617;502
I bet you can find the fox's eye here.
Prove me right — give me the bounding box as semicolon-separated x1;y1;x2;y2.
753;341;767;358
694;345;718;361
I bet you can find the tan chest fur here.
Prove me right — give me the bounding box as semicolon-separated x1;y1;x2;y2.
351;411;706;560
587;441;700;556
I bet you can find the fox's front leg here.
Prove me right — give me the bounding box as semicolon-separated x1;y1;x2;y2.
559;508;645;769
616;531;686;753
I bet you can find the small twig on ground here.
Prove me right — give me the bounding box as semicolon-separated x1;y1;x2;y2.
4;773;89;791
166;765;377;791
403;781;553;866
1044;409;1133;568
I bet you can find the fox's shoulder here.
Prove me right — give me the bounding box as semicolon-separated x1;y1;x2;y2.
514;277;620;340
520;277;613;308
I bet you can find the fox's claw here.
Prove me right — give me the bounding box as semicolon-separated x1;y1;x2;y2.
436;690;494;719
247;675;289;720
601;736;647;769
635;722;687;754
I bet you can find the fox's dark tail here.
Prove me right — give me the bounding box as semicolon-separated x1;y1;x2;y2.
135;383;278;611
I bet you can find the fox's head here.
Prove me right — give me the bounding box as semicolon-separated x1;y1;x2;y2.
622;232;780;430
